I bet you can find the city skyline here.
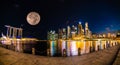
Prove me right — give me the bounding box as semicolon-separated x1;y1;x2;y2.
0;0;120;39
0;1;120;65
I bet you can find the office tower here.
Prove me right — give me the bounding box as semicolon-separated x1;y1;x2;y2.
78;22;83;36
67;26;71;39
62;28;66;39
71;25;76;39
58;29;63;39
74;26;78;35
47;30;58;40
85;22;89;38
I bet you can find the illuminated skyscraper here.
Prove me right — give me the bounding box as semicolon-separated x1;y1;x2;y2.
71;25;76;38
89;30;92;38
78;22;83;36
62;28;66;39
85;22;89;38
47;30;58;40
71;25;75;31
58;29;63;39
85;22;92;38
85;22;91;38
67;26;71;39
74;26;78;35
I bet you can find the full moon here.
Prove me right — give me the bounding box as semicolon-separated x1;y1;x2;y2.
26;12;40;25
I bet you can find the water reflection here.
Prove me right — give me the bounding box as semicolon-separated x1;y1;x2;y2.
0;39;118;57
48;39;118;57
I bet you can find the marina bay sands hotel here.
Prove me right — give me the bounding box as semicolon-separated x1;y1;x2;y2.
5;25;23;38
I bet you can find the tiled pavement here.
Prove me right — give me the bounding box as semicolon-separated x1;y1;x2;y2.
0;46;119;65
113;48;120;65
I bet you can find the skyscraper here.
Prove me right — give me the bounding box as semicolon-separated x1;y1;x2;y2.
62;28;66;39
78;22;83;36
47;30;58;40
58;29;63;39
71;25;76;39
85;22;89;38
67;26;71;39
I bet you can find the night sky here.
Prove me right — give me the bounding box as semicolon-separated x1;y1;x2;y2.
0;0;120;39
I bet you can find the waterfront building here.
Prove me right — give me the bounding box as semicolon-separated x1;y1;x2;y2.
47;30;58;40
62;28;67;39
58;29;63;39
78;22;83;36
67;26;71;39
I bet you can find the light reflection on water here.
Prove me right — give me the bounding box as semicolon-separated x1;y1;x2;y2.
0;39;118;57
49;40;117;56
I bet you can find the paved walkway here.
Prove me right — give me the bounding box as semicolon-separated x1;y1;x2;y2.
0;46;119;65
113;48;120;65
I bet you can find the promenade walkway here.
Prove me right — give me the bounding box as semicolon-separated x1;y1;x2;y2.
0;46;119;65
113;47;120;65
